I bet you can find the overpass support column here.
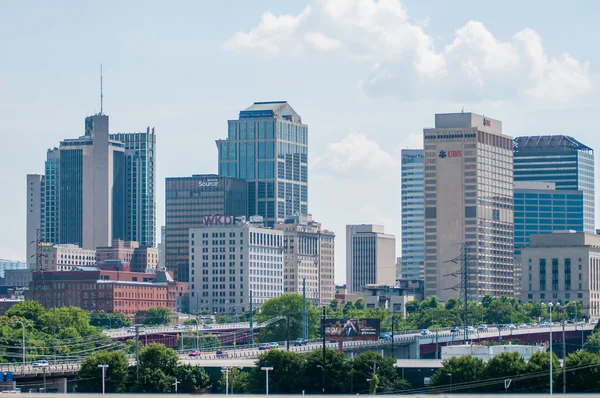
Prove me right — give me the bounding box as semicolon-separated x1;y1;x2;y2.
57;377;68;394
410;338;420;359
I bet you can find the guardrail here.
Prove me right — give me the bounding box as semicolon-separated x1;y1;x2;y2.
0;363;81;376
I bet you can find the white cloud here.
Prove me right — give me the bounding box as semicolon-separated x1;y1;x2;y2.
325;132;399;172
225;0;592;102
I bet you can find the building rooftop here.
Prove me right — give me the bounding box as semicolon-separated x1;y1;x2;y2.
514;135;593;153
245;101;288;111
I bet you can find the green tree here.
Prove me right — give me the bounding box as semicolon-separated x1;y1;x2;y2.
405;300;419;313
523;351;561;392
135;368;174;393
76;351;129;393
175;365;211;393
218;368;249;393
302;348;351;393
258;294;320;342
585;332;600;353
355;297;365;310
429;356;485;392
330;299;339;312
343;301;355;316
89;311;132;329
351;351;409;394
138;343;179;375
481;352;526;392
249;350;306;394
5;300;46;321
142;307;172;326
481;294;494;309
561;350;600;392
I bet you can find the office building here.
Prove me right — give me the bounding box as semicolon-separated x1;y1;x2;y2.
216;101;308;226
346;225;396;293
42;244;96;271
165;174;247;281
96;239;158;273
400;149;425;280
110;128;156;247
520;231;600;319
274;214;335;305
514;181;584;256
514;135;595;233
188;216;283;315
26;174;45;268
44;148;60;245
57;114;126;249
423;113;514;301
28;268;176;316
0;260;27;278
158;226;166;271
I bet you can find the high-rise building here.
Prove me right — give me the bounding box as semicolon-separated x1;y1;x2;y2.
423;113;514;302
158;226;166;271
188;217;283;315
26;174;45;268
58;114;126;249
165;174;247;281
110;129;156;247
44;148;60;245
514;135;595;233
514;182;584;257
274;214;335;305
346;225;396;294
216;101;308;226
400;149;424;281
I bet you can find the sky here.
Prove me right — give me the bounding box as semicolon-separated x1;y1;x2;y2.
1;0;599;284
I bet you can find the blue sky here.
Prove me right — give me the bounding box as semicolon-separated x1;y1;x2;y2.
1;0;598;283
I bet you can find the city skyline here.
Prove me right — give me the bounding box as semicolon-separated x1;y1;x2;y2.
2;1;600;285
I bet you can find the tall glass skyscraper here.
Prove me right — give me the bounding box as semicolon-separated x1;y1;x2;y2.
216;101;308;226
514;136;595;233
44;148;60;244
110;128;156;248
400;149;424;280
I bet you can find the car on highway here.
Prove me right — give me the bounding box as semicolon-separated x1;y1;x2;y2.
203;324;213;329
258;343;272;351
379;332;392;340
270;342;280;348
216;350;228;358
174;324;183;329
477;324;488;331
32;360;49;368
188;351;201;357
450;326;460;333
467;326;475;332
294;338;308;346
592;319;598;324
127;327;136;333
519;323;528;328
420;329;430;336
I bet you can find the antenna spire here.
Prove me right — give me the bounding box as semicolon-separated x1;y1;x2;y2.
100;64;103;115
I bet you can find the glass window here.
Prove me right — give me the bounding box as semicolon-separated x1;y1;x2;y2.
266;121;274;138
247;143;255;178
266;141;274;158
228;122;237;140
258;142;266;159
258;162;266;178
258;122;265;139
248;122;255;139
267;161;275;178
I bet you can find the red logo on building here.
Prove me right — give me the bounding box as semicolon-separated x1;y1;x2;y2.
483;118;491;127
203;215;235;225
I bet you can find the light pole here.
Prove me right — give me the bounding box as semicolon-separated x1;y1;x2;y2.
261;366;273;396
14;320;25;370
222;367;230;395
543;302;559;395
98;364;109;394
447;373;452;393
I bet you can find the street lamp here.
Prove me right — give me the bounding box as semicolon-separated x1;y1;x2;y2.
447;373;453;393
98;364;109;395
14;320;25;370
543;301;559;395
261;366;273;396
222;367;231;395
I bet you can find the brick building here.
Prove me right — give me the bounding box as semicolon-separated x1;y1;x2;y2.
96;239;158;273
28;266;176;317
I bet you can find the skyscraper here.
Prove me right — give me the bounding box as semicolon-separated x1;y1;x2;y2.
400;149;424;281
514;135;595;233
110;128;157;247
57;114;126;249
165;174;247;281
346;224;396;293
26;174;45;268
44;148;60;245
423;113;514;301
216;101;308;226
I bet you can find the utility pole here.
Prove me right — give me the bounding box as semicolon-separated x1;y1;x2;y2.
98;364;109;395
135;324;141;382
562;308;566;394
249;290;254;345
391;306;395;358
302;278;307;340
462;245;469;344
286;315;291;351
321;305;326;393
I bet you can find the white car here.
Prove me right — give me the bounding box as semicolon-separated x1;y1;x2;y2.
270;342;280;348
420;329;430;336
32;360;49;368
174;324;182;329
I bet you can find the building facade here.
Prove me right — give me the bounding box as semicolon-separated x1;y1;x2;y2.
520;231;600;319
346;225;396;294
423;113;514;301
110;128;156;247
216;101;308;226
28;268;176;316
0;260;27;278
514;182;584;256
58;114;126;249
274;215;335;305
26;174;45;268
188;217;283;315
514;135;595;233
44;148;60;245
43;244;97;271
96;240;158;273
401;149;424;281
165;174;247;281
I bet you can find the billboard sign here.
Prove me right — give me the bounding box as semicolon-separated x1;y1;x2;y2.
323;318;380;341
203;215;237;226
199;178;220;188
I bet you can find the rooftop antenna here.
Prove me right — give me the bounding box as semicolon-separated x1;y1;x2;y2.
100;64;103;115
461;106;464;113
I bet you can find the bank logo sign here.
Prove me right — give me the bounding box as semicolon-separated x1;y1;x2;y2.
439;150;462;158
199;178;219;187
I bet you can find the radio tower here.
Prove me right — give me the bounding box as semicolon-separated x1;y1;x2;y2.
31;229;50;306
443;243;471;344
